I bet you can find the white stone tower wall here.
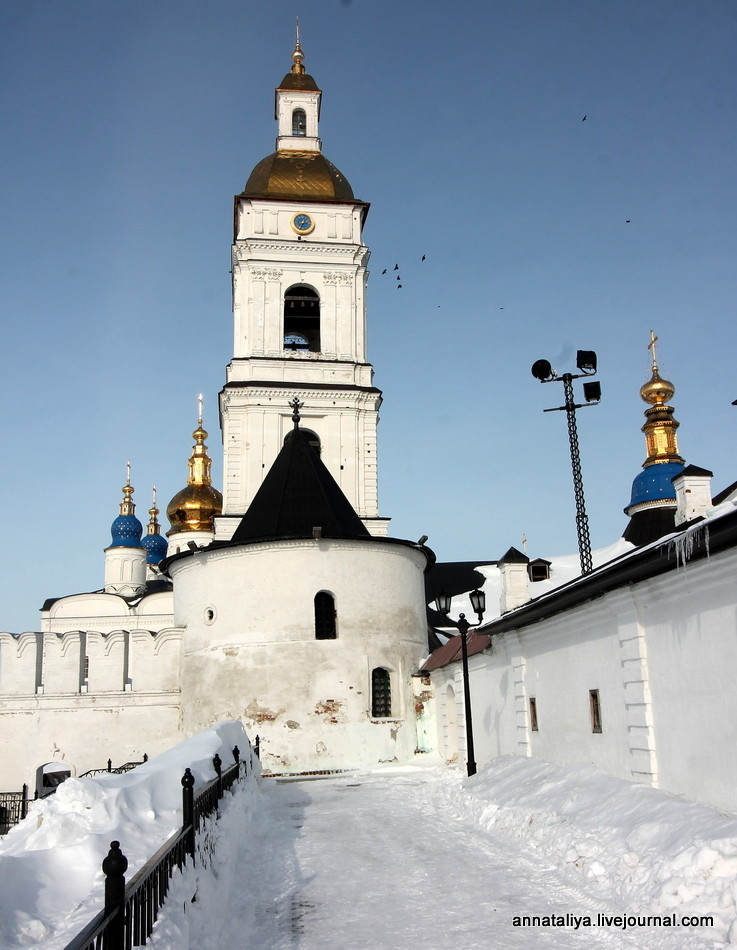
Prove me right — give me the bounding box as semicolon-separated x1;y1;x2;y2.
220;192;385;533
169;539;428;773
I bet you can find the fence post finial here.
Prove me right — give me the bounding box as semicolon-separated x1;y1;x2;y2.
181;768;195;859
102;840;128;950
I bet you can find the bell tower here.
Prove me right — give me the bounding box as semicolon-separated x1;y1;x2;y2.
217;34;389;538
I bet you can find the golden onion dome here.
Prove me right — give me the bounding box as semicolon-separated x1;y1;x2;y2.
243;151;354;201
166;407;223;536
166;482;223;534
640;368;675;405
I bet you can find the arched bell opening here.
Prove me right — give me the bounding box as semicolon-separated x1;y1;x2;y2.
292;108;307;136
284;285;320;352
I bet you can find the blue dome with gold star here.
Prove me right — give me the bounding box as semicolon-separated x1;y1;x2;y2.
109;476;144;548
140;488;167;564
142;531;168;564
627;461;685;510
110;513;143;547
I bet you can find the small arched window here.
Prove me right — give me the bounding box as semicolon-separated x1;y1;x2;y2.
292;108;307;136
284;285;320;352
314;591;336;639
36;762;71;798
371;668;392;718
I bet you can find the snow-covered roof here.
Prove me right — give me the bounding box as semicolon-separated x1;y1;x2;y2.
424;494;737;668
481;496;737;637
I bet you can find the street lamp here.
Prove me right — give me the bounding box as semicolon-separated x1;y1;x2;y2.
434;588;486;777
531;350;601;575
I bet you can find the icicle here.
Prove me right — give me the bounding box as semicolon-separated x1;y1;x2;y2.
668;522;710;568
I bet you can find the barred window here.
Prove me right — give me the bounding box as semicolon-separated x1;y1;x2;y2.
371;668;391;718
314;591;336;640
292;108;307;136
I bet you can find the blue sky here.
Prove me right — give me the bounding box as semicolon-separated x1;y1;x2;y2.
1;1;735;631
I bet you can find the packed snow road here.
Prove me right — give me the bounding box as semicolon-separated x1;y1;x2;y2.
220;768;719;950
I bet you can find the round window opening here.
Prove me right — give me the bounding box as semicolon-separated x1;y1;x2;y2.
204;607;216;624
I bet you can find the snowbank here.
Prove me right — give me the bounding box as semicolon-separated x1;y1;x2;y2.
0;721;255;949
145;774;267;948
443;756;737;944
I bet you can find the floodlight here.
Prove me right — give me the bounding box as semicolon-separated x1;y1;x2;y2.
576;350;597;374
531;359;553;381
583;381;601;403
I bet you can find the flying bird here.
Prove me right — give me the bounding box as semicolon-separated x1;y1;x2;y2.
421;255;426;261
626;219;631;223
381;268;387;274
582;115;587;121
397;284;402;289
394;264;399;270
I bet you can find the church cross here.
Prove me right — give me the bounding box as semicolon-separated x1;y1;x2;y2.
289;396;304;429
647;330;659;371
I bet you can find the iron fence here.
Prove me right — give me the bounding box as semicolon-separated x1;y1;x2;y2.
79;755;148;779
63;740;258;950
0;786;30;836
2;756;151;837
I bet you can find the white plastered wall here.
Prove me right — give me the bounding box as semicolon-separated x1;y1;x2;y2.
169;537;429;774
428;543;737;813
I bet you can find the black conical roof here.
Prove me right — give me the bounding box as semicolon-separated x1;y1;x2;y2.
230;428;370;543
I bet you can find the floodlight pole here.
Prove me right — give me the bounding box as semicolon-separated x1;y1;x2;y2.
558;373;593;575
533;353;601;577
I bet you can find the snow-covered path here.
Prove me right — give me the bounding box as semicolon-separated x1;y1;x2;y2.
223;769;719;950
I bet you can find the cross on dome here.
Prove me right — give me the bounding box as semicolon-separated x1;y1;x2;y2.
292;18;304;74
647;329;660;373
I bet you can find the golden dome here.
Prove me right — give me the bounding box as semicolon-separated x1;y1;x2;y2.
243;150;354;201
166;483;223;534
640;369;675;405
166;409;223;536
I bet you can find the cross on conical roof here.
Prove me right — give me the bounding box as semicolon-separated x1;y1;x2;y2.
230;399;370;543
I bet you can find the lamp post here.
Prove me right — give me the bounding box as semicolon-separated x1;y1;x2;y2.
531;350;601;575
435;588;486;777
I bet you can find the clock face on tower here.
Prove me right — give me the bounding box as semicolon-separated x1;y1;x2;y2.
291;212;315;235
